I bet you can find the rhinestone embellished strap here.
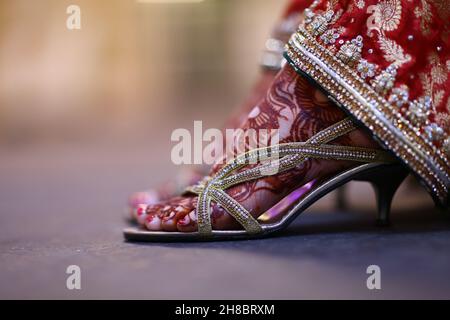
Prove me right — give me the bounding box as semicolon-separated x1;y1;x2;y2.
218;118;357;190
186;118;395;236
209;188;262;234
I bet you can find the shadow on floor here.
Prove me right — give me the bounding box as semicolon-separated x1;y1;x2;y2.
126;205;450;258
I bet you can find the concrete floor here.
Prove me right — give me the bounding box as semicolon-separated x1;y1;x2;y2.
1;140;449;299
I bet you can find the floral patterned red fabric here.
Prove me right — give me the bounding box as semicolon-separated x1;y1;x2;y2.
308;0;449;127
285;0;449;204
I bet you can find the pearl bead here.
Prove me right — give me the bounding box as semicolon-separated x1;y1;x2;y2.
407;35;414;41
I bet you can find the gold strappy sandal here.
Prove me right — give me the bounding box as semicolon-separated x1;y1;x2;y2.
124;118;408;242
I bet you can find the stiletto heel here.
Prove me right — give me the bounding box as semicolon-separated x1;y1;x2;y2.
335;186;347;211
357;165;408;226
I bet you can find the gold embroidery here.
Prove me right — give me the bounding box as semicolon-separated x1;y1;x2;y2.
436;112;450;131
337;36;363;66
328;0;339;9
307;10;335;36
378;36;411;66
366;0;410;68
419;53;449;111
287;0;450;203
414;0;433;36
320;26;345;45
356;0;366;10
430;59;448;86
436;100;450;131
366;0;402;35
286;32;449;203
433;90;445;108
330;9;343;24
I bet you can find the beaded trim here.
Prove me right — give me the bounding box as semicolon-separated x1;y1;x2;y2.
285;28;450;204
185;118;396;235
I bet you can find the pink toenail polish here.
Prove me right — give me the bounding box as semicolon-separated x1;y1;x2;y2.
136;207;145;216
133;204;147;218
135;204;150;225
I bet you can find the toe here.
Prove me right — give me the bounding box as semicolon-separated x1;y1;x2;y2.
141;202;167;230
160;210;178;231
161;198;196;232
134;204;150;225
144;214;162;231
176;209;198;232
128;190;159;218
141;196;197;232
175;200;240;232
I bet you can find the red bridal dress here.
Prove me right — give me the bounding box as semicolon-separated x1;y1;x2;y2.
284;0;449;206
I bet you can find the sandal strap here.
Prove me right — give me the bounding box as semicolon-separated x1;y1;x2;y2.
209;188;262;234
186;117;396;236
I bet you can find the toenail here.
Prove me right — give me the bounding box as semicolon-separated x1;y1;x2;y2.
136;205;146;216
136;206;150;225
145;215;161;231
134;204;148;220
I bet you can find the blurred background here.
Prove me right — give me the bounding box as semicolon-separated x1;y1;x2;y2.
0;0;445;299
0;0;280;145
